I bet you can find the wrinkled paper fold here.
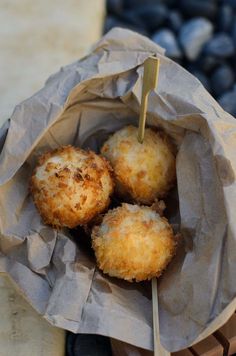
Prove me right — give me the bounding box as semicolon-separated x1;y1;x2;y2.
0;28;236;352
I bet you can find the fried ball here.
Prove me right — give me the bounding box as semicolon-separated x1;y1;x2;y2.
30;145;114;228
92;203;176;282
101;125;176;204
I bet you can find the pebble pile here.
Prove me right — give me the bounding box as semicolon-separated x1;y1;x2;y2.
105;0;236;117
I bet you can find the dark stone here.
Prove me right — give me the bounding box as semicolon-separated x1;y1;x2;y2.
104;16;121;33
217;5;233;33
103;16;148;36
167;10;183;33
117;10;147;32
122;24;148;37
107;0;123;15
160;0;177;5
180;0;218;20
173;58;183;66
185;63;199;73
68;334;113;356
134;4;169;32
211;64;234;96
228;54;236;74
203;33;235;58
124;0;160;9
152;29;182;58
190;69;212;92
179;18;213;61
197;55;224;73
223;0;236;10
218;89;236;117
231;18;236;47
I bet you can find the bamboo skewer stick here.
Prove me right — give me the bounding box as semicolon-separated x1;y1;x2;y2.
152;278;170;356
137;57;170;356
137;56;160;143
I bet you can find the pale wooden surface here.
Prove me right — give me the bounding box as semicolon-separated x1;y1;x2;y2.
0;1;105;355
0;275;65;356
0;0;105;120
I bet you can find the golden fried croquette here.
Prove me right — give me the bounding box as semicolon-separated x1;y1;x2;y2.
92;203;176;282
30;145;114;228
101;125;176;204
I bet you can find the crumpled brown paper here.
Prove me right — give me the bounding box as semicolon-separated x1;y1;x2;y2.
0;28;236;352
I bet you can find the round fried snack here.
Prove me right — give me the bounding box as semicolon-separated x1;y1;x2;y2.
101;125;176;204
30;146;114;228
92;203;176;282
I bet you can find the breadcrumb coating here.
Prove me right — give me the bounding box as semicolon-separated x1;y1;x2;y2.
101;125;176;204
30;145;114;228
92;203;176;282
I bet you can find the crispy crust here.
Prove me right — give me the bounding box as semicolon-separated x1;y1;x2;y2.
101;125;176;205
91;203;177;282
30;145;114;228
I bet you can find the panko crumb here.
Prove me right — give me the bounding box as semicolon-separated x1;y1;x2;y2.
92;203;177;282
101;125;176;204
30;145;114;228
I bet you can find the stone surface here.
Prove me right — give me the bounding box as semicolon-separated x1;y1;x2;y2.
204;33;235;58
179;18;213;60
231;18;236;47
223;0;236;10
107;0;123;15
180;0;218;19
162;0;178;5
191;70;211;92
211;64;234;96
124;0;161;9
218;89;236;116
217;5;233;32
117;10;148;32
135;4;168;32
152;29;182;58
167;10;183;33
104;15;148;36
104;16;121;33
106;0;236;107
197;55;224;73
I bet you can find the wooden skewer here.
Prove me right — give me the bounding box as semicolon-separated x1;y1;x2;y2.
138;57;170;356
152;278;170;356
137;56;160;144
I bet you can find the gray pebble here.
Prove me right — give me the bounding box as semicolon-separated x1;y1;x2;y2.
104;16;148;36
218;5;233;33
167;10;183;33
152;29;182;58
180;0;217;20
223;0;236;10
204;33;235;58
218;89;236;116
191;70;211;92
197;55;224;72
211;64;234;96
179;18;213;61
231;18;236;47
107;0;123;15
135;4;168;32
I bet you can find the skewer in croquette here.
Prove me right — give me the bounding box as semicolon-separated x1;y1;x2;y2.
101;125;176;204
30;146;114;228
92;203;176;282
